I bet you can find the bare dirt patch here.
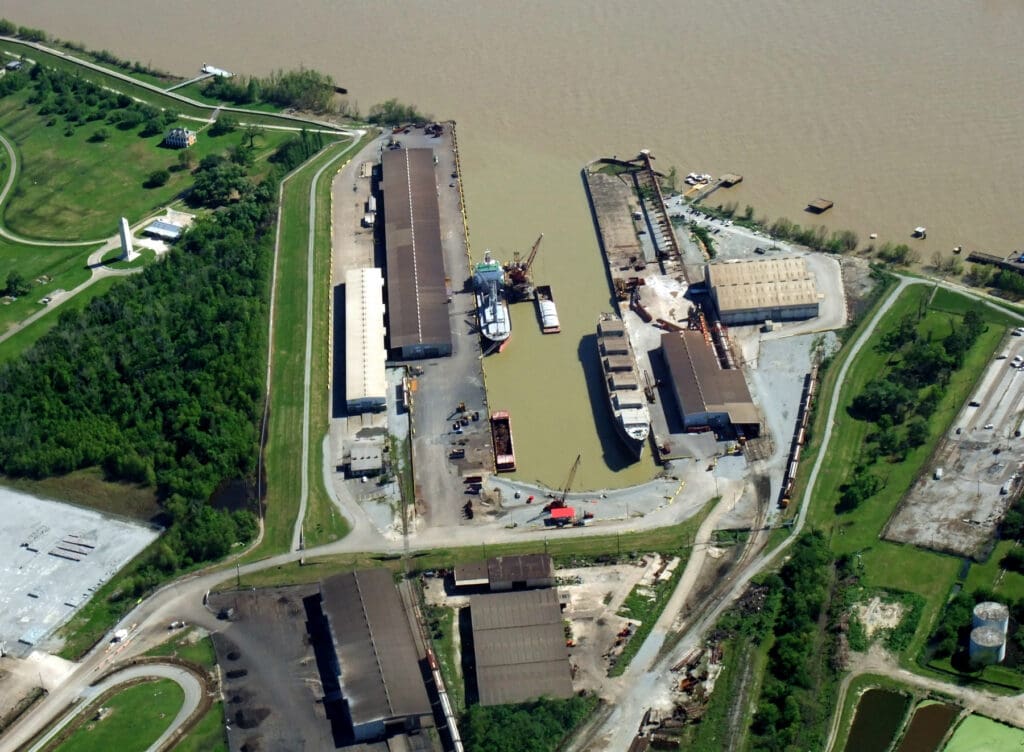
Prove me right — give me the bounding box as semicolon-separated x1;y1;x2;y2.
856;596;906;638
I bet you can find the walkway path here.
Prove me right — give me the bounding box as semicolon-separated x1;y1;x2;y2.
24;663;203;752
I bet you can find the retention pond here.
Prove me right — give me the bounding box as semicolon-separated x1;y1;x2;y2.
895;701;958;752
844;688;909;752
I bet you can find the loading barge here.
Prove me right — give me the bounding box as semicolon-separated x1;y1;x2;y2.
490;410;516;472
535;284;561;333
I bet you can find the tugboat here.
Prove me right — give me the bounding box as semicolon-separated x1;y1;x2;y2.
474;250;511;348
596;313;650;459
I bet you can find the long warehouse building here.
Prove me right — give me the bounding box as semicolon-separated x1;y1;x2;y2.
381;147;452;359
661;331;760;436
707;257;820;326
345;267;387;413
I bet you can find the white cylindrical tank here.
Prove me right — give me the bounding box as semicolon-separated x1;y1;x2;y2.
969;626;1006;665
973;601;1010;635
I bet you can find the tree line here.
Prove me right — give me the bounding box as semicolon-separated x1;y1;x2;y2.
838;306;986;513
463;696;596;752
202;68;338;113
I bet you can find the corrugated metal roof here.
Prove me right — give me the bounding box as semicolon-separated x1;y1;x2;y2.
345;268;387;408
321;570;431;725
487;554;554;584
470;589;574;706
382;148;452;353
708;257;819;314
661;331;759;426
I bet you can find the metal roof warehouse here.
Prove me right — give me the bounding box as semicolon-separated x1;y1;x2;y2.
707;257;820;326
319;569;433;741
345;267;387;413
661;331;760;434
470;589;574;706
381;148;452;359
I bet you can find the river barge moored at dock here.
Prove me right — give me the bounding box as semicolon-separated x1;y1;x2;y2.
490;410;516;472
535;285;560;333
597;314;650;459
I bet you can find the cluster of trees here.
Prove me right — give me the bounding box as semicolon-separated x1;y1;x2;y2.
694;200;861;254
463;696;595;752
961;264;1024;297
3;270;30;297
366;98;432;125
202;68;337;112
0;19;48;42
838;307;986;512
0;63;177;138
749;533;837;751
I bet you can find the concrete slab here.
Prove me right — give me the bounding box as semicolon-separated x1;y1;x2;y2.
0;489;159;657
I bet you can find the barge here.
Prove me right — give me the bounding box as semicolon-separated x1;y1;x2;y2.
490;410;516;472
535;284;561;333
597;314;650;459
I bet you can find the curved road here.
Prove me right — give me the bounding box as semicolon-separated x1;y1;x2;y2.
24;663;202;752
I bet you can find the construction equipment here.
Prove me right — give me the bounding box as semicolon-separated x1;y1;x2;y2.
505;233;543;301
643;370;656;403
545;453;581;512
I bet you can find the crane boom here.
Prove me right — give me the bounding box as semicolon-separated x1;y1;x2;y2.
560;453;581;503
522;233;543;273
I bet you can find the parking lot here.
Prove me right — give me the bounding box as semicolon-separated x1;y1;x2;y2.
0;489;158;657
885;329;1024;558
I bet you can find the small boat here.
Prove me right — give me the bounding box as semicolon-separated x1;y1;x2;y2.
535;284;560;334
913;226;927;238
490;411;516;472
474;250;511;346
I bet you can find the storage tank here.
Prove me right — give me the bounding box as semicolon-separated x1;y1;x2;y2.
973;601;1010;635
969;626;1006;665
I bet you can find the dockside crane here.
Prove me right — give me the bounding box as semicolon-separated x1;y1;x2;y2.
545;453;581;512
506;233;543;301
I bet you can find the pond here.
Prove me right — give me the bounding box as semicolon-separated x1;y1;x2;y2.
895;701;958;752
844;688;909;752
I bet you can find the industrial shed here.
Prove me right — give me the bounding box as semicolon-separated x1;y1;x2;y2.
470;589;574;706
318;570;433;742
454;554;555;591
345;267;388;413
382;148;452;359
707;257;820;326
661;331;760;435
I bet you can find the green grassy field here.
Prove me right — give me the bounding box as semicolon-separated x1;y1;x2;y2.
171;700;228;752
804;284;1011;665
609;555;688;676
943;714;1024;752
0;91;290;240
0;276;123;362
965;540;1024;602
239;140;352;562
0;238;100;331
426;604;465;713
52;678;183;752
145;628;217;667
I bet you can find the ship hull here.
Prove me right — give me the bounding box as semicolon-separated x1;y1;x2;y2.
597;314;651;461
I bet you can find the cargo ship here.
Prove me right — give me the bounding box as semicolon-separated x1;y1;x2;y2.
474;250;511;347
535;285;560;334
597;314;650;459
490;410;516;472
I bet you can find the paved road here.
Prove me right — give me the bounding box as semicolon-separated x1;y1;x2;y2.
24;663;202;752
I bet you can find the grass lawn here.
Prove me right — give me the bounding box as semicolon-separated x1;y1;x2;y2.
425;604;465;713
0;237;100;332
240;140;354;562
965;540;1024;602
303;132;376;547
0;91;291;240
170;701;228;752
0;275;124;362
52;678;183;752
804;284;1011;665
145;628;217;668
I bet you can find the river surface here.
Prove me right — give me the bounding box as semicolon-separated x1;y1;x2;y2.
9;1;1024;487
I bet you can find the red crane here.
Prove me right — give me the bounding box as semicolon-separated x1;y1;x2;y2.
506;233;543;300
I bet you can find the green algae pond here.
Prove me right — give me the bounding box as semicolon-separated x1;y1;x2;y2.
896;701;959;752
844;688;910;752
943;715;1024;752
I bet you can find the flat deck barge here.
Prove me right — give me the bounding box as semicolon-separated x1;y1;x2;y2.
490;410;516;472
536;284;561;333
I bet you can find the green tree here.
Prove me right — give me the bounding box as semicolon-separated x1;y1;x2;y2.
144;168;170;188
4;269;30;297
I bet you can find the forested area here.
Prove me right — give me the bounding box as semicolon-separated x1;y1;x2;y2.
747;533;838;751
202;68;337;112
463;696;596;752
0;86;329;569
